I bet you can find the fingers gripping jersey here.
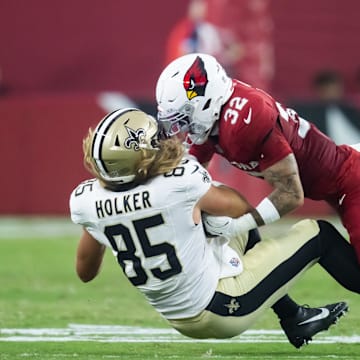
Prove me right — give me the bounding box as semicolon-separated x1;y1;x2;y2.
190;79;354;199
70;156;242;319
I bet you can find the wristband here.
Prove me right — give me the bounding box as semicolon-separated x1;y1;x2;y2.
255;197;281;225
233;213;257;234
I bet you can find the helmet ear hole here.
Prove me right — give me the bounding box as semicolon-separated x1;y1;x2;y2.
202;99;211;110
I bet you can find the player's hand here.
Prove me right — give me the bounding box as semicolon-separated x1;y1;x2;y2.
202;213;232;237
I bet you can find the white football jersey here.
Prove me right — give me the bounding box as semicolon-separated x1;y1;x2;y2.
70;156;242;319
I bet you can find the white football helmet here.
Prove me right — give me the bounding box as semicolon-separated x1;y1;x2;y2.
156;53;233;145
90;108;159;184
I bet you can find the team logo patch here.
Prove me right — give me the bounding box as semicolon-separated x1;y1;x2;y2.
124;126;145;150
183;56;208;100
229;257;240;267
224;298;241;314
200;169;211;183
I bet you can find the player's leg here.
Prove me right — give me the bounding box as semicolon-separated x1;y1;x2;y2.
246;229;305;318
336;192;360;265
234;219;360;346
276;217;360;348
231;224;346;348
169;223;319;340
332;148;360;263
173;219;353;346
278;220;360;348
205;220;348;345
317;220;360;291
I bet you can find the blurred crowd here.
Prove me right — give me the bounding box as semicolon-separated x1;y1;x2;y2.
162;0;359;145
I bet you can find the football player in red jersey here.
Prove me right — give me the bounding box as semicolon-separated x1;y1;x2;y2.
156;53;360;265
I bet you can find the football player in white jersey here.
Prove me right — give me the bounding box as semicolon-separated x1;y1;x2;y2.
70;108;359;349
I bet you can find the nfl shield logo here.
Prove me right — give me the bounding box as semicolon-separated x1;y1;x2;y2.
229;257;240;267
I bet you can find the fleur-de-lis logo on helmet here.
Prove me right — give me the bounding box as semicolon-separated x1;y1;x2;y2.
124;126;145;150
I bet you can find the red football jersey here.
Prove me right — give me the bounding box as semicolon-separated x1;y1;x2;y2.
190;79;354;200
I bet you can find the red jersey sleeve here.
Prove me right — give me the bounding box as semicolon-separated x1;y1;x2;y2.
258;125;293;171
251;96;292;171
221;87;293;172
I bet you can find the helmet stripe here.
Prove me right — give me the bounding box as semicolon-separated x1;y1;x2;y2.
92;108;137;176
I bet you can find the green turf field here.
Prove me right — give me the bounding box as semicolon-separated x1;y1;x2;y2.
0;217;359;359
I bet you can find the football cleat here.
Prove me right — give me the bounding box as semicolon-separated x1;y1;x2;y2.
280;302;348;348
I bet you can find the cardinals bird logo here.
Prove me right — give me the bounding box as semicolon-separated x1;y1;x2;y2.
183;56;208;100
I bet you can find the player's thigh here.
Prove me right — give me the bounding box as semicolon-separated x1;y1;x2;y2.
228;231;249;255
168;308;262;339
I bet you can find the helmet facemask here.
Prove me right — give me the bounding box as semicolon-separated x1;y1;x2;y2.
157;103;194;139
157;95;223;146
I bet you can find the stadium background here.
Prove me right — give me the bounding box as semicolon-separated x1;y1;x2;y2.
1;0;359;215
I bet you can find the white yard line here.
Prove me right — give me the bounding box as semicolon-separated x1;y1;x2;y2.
0;324;358;344
0;216;80;239
0;216;346;240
